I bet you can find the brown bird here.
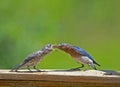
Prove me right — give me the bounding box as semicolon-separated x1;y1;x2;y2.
54;43;100;70
11;44;54;72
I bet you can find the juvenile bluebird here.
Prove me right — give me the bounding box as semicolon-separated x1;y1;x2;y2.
55;43;100;70
11;44;54;72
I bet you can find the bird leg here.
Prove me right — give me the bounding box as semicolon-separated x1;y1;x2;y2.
69;64;84;70
27;66;32;72
33;66;41;72
14;69;18;72
83;64;97;71
83;63;97;71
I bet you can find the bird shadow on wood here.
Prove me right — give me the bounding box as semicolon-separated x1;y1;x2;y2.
101;70;120;75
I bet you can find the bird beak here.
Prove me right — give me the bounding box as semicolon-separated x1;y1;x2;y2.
51;44;57;51
53;44;59;48
51;48;55;51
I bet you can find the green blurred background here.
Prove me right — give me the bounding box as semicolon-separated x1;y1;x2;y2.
0;0;119;70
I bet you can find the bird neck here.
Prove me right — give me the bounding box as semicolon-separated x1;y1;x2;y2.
59;47;82;58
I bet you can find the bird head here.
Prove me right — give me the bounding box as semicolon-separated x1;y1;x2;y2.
53;43;74;54
54;43;72;49
42;44;54;51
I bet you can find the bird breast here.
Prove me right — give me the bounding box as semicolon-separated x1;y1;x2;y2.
74;56;93;65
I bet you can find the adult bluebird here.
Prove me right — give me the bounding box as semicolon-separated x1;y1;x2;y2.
11;44;54;72
55;43;100;70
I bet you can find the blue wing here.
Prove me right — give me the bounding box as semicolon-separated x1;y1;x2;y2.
73;46;94;61
73;46;100;66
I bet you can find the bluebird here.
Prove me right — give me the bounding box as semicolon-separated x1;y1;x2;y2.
11;44;54;72
55;43;100;70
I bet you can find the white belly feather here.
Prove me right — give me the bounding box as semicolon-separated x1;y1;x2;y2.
74;56;93;65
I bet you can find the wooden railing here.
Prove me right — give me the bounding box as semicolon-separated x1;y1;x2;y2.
0;69;120;87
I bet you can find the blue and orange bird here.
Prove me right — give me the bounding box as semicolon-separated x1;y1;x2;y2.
55;43;100;70
11;44;54;72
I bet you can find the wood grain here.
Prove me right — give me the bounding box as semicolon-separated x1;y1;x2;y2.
0;69;120;87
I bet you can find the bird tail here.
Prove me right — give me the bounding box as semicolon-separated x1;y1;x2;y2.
10;63;24;72
93;61;101;66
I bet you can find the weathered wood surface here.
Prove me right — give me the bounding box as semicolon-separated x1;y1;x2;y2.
0;69;120;87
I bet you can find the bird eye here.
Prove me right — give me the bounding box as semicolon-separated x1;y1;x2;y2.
46;44;51;47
